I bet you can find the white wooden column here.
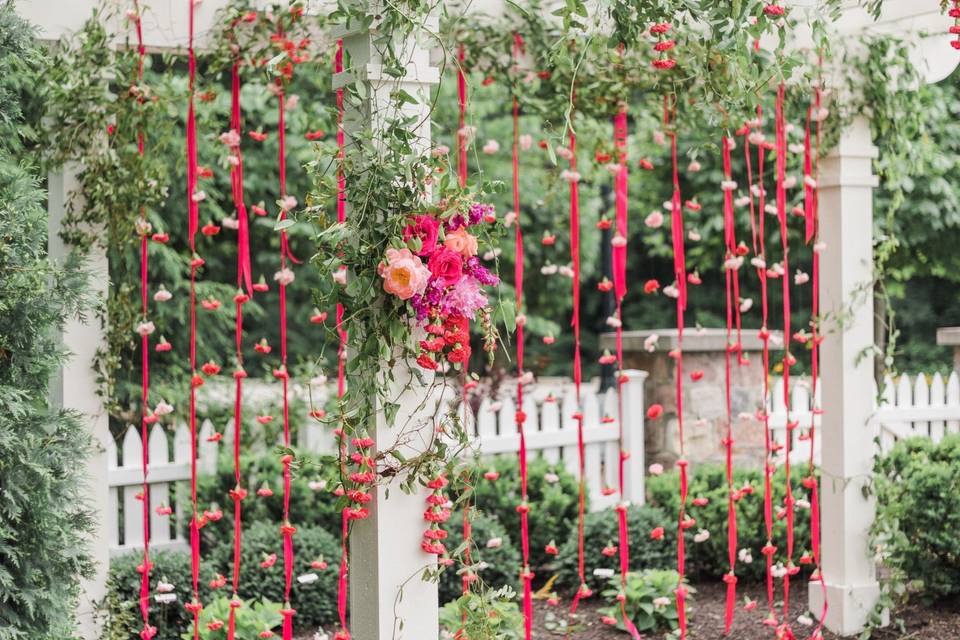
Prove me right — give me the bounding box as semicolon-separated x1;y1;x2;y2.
48;167;111;640
809;115;881;635
335;7;441;639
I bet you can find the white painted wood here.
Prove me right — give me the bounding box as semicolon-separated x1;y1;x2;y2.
539;393;561;464
147;424;171;544
930;372;945;443
947;372;960;434
621;371;647;505
559;386;581;479
121;426;143;552
809;115;881;634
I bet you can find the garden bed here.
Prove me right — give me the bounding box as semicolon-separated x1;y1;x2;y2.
521;580;960;639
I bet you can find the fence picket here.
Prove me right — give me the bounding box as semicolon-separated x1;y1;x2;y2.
930;372;946;443
539;394;561;464
120;425;142;550
948;372;960;434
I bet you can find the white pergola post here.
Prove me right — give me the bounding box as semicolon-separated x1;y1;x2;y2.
47;168;112;640
809;115;881;635
335;6;441;639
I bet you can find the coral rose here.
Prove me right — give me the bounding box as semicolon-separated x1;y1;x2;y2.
379;248;431;300
443;227;478;257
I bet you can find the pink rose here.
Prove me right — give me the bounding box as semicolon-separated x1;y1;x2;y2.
402;215;440;256
379;248;431;300
443;228;478;257
427;248;463;286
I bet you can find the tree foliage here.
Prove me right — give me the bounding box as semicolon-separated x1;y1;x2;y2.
0;5;94;637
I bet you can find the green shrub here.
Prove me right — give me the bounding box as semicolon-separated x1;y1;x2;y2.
206;521;340;630
102;550;217;640
439;589;523;640
598;570;690;634
195;448;342;549
467;456;583;570
182;597;281;640
439;510;521;604
0;9;96;636
554;505;676;592
873;434;960;600
646;464;815;581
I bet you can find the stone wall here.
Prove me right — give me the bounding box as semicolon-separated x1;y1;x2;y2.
601;328;782;469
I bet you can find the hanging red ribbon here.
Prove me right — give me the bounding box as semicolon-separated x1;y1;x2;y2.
225;55;250;640
275;29;296;638
332;38;352;640
131;4;154;638
507;32;534;639
807;84;828;640
567;115;590;617
185;1;202;637
664;96;689;640
721;135;739;635
775;83;797;640
612;107;640;640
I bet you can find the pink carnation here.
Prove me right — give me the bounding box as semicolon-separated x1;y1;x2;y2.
402;215;440;256
427;248;463;287
379;248;431;300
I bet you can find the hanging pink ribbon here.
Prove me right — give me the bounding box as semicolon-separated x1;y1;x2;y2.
664;96;689;640
721;135;739;635
185;1;202;636
612;107;640;640
332;38;352;640
131;4;154;637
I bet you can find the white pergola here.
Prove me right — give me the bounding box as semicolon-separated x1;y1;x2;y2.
16;0;958;638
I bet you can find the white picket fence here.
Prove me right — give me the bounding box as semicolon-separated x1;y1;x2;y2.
106;371;649;556
768;371;960;465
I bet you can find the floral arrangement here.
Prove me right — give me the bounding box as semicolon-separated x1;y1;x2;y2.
378;201;500;372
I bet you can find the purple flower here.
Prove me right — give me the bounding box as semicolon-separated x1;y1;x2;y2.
464;257;500;286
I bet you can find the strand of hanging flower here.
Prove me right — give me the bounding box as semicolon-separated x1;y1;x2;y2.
506;32;534;640
225;44;253;640
609;104;642;640
332;37;354;640
183;0;204;636
129;3;156;638
948;1;960;49
774;82;799;640
806;83;829;640
565;107;591;616
274;24;298;637
742;104;778;625
721;134;741;634
455;42;476;611
665;91;691;640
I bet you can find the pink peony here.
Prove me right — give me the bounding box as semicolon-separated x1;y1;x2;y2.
427;248;463;287
403;215;440;256
379;248;431;300
443;228;478;257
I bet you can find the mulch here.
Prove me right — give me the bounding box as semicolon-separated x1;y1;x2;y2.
529;581;960;640
293;580;960;639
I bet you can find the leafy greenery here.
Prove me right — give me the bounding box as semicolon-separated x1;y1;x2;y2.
439;588;523;640
182;597;282;640
101;550;217;640
598;570;689;634
0;5;94;638
872;434;960;601
554;504;676;592
467;456;583;571
438;510;521;604
646;464;815;581
206;521;341;630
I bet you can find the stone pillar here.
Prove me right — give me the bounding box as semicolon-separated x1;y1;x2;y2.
602;328;780;468
48;167;110;640
335;5;441;638
808;115;881;635
936;327;960;372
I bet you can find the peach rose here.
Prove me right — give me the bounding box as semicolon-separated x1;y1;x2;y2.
443;228;478;257
379;248;431;300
